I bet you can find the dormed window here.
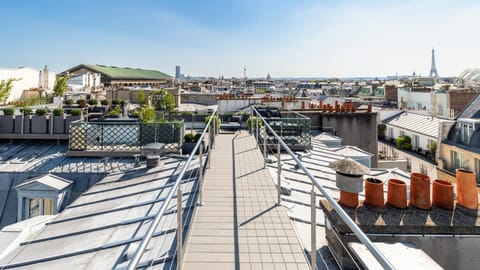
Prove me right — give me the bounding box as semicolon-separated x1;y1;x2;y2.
14;174;72;221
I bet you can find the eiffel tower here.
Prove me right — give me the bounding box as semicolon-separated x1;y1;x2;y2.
429;48;439;77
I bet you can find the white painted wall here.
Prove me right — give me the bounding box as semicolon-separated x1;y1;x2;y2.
385;124;436;151
0;67;56;102
397;88;431;111
431;92;449;118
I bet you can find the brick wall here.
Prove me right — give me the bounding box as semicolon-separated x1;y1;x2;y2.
384;85;397;103
449;90;480;116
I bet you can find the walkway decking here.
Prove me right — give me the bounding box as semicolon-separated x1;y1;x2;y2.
183;131;310;269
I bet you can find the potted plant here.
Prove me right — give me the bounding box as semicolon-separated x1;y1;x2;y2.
108;107;122;118
101;99;109;106
31;108;48;134
64;99;74;106
182;133;204;155
246;116;262;134
205;115;221;133
0;107;15;133
53;108;65;134
88;99;98;106
14;107;33;134
66;109;82;133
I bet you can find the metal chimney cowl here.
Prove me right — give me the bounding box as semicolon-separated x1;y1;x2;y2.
330;158;369;193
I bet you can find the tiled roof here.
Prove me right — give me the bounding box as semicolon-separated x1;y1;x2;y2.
383;112;440;138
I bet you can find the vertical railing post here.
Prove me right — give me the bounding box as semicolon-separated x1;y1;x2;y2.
212;115;216;149
255;116;259;148
277;143;281;205
207;125;212;169
263;125;267;168
310;186;316;270
177;187;183;270
198;142;204;205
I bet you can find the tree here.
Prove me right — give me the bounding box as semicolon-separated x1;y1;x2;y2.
0;78;21;104
53;75;69;97
137;89;146;105
152;89;176;112
139;105;157;122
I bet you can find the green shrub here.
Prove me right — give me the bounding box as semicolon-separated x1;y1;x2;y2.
112;99;121;105
205;115;221;127
20;107;33;115
108;107;122;116
377;124;386;139
2;107;15;115
101;99;109;106
194;133;202;142
246;116;262;128
53;108;64;116
396;135;411;149
35;108;48;116
403;143;411;150
64;99;74;106
71;109;82;116
88;99;97;106
184;133;195;142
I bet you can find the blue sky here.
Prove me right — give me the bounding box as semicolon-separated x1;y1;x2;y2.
1;0;479;77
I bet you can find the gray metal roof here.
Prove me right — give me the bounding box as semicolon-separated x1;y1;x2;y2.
0;142;138;230
14;174;72;191
267;137;410;268
0;154;202;269
383;112;440;138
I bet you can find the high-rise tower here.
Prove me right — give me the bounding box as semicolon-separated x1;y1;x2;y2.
429;48;439;77
175;66;181;80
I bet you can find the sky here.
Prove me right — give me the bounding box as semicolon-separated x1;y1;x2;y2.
1;0;480;78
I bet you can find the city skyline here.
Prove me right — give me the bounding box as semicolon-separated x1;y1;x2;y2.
1;0;479;78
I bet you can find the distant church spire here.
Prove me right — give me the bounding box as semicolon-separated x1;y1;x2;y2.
429;48;439;77
266;73;271;81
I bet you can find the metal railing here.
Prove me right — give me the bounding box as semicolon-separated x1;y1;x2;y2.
69;120;185;153
126;109;217;270
251;106;395;270
253;109;311;148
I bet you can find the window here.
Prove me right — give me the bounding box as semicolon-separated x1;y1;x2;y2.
413;135;419;150
388;128;393;139
25;198;54;219
451;151;464;170
28;198;40;218
420;163;428;175
460;123;474;144
437;105;443;116
400;130;405;137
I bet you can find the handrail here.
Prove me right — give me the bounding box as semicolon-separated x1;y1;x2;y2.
127;109;217;270
252;106;395;270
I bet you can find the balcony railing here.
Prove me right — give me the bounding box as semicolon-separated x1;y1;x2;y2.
68;120;184;153
252;109;311;150
252;106;395;270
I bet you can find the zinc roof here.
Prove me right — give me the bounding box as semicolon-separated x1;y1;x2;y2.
383;112;440;138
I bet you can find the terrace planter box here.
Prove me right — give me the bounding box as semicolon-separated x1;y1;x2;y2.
0;115;15;133
182;140;205;155
53;115;65;134
31;115;48;134
14;115;30;134
65;115;82;134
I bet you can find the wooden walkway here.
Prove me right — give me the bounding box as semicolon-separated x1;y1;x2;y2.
183;131;310;270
